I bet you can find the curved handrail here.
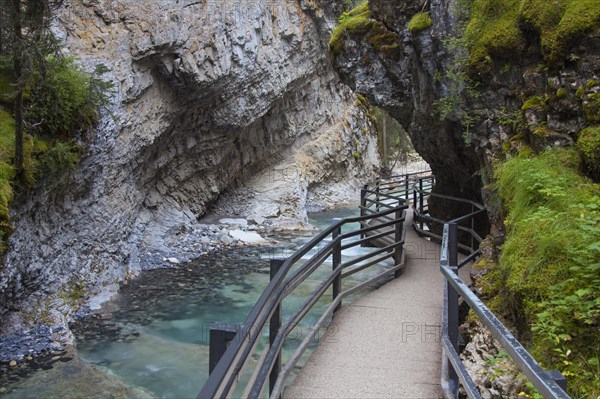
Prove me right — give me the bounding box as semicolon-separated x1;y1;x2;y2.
199;176;412;399
409;174;572;398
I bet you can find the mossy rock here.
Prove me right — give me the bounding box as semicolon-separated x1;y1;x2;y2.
521;95;546;111
583;93;600;123
465;0;524;70
520;0;600;63
330;1;402;59
466;0;600;71
329;2;374;54
576;126;600;180
407;12;433;33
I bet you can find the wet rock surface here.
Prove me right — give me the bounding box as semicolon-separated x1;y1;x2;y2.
0;325;65;363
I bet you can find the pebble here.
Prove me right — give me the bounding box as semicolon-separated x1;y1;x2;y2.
9;360;16;367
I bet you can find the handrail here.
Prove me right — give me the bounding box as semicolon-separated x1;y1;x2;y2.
199;174;414;399
409;174;571;398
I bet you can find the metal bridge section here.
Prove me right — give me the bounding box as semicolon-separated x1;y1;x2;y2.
199;171;570;399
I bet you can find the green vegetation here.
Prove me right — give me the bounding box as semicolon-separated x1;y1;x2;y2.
329;1;401;57
26;57;110;137
521;96;546;111
329;1;373;54
0;55;109;253
0;110;16;253
519;0;600;63
465;0;600;71
465;0;523;71
577;126;600;181
407;12;433;33
369;106;414;171
485;148;600;397
433;31;481;144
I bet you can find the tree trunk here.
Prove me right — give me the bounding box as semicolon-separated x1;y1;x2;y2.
12;0;24;182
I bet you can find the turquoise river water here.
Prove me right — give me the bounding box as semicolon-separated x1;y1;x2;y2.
2;205;392;398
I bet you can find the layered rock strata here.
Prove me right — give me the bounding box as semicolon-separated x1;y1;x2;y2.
0;0;380;334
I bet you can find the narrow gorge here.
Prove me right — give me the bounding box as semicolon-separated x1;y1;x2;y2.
0;0;598;397
1;0;382;334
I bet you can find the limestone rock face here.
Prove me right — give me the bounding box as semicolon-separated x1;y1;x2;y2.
0;0;379;330
333;0;482;206
331;0;599;218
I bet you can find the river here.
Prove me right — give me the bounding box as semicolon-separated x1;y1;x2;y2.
2;205;391;399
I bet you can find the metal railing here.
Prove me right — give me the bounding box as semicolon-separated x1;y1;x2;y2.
411;176;570;398
198;176;412;399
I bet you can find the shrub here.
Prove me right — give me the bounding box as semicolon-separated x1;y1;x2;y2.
487;148;600;397
25;56;109;138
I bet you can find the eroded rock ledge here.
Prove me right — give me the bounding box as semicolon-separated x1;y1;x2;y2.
0;0;379;335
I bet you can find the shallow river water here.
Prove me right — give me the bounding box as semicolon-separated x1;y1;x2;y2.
2;205;391;398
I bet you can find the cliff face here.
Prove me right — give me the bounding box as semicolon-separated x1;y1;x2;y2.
331;0;599;222
333;0;482;207
0;0;380;331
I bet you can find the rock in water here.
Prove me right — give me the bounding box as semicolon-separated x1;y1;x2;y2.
229;230;268;245
218;218;248;228
167;258;180;265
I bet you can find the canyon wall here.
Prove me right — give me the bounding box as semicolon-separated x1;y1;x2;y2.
0;0;380;332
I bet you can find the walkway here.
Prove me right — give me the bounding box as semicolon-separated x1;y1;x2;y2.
285;210;468;398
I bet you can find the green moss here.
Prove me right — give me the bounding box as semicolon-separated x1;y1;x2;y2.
486;148;600;397
330;1;402;58
583;93;600;123
586;79;600;90
407;12;433;32
577;126;600;180
369;32;401;55
556;88;568;99
466;0;600;70
576;86;585;98
521;96;546;111
533;126;552;137
465;0;524;69
0;109;15;252
520;0;600;63
329;1;374;54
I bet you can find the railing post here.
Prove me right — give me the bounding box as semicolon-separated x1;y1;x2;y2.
269;259;285;396
447;223;460;397
470;204;475;252
394;201;404;278
419;179;424;231
360;185;367;242
376;180;381;212
209;323;238;374
413;182;417;209
404;174;409;201
332;226;342;312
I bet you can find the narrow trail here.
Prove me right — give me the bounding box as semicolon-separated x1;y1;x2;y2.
285;210;469;399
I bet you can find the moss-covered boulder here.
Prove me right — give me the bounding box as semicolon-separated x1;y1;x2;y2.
577;126;600;180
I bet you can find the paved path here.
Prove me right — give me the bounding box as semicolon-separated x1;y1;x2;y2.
285;210;467;399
